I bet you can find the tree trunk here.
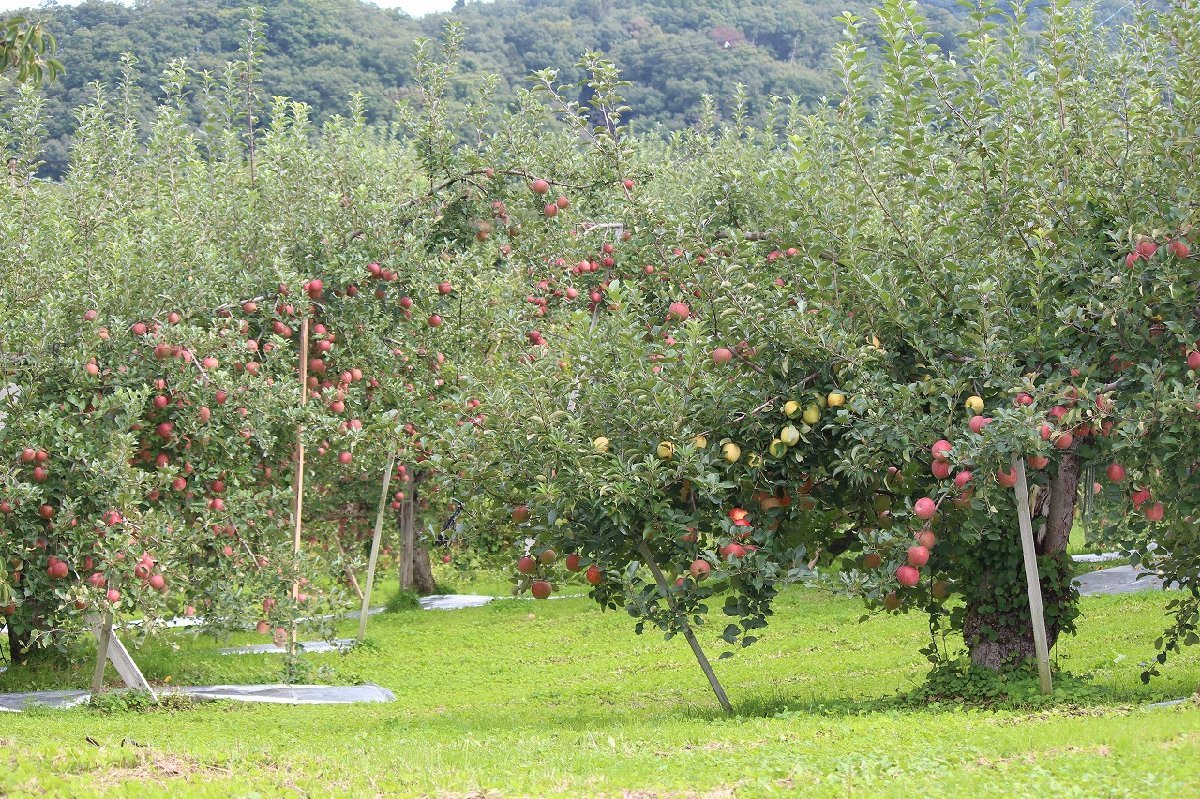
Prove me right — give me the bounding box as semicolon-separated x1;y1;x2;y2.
411;545;436;595
7;623;30;666
962;454;1081;670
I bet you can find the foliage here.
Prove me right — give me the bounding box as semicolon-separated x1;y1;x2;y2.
0;16;63;84
3;0;973;179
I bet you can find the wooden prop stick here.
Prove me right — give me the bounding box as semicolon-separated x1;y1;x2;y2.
90;612;156;699
1012;455;1053;695
290;317;310;656
91;611;113;694
637;540;734;713
358;452;396;642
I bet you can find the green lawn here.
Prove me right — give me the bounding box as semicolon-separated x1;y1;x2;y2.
2;587;1198;798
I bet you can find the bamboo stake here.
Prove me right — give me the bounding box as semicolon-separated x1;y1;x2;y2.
637;540;734;713
1012;455;1053;695
289;318;310;657
358;452;396;642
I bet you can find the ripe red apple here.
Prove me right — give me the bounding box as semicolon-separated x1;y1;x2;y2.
895;565;920;587
20;447;36;463
337;451;352;465
968;416;992;434
863;553;882;570
441;553;452;564
517;556;537;575
1168;239;1191;259
689;559;711;579
555;196;569;209
1015;392;1034;406
38;504;55;520
530;179;550;195
913;497;936;520
438;281;453;295
531;580;552;600
953;470;972;488
89;572;106;588
1106;463;1126;483
106;589;121;604
565;553;582;572
931;460;952;480
931;439;952;461
306;279;324;299
1188;351;1200;371
1027;455;1050;470
719;542;747;559
623;178;634;190
666;301;690;321
1054;432;1074;450
996;467;1018;488
539;549;557;565
1135;240;1158;260
585;564;603;585
906;545;930;567
1145;501;1165;522
428;314;443;328
916;530;937;549
1131;487;1151;508
711;347;734;365
148;573;166;590
511;505;530;523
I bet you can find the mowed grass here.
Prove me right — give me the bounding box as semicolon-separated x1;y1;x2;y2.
2;587;1198;798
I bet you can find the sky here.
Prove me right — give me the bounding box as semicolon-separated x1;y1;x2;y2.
0;0;476;15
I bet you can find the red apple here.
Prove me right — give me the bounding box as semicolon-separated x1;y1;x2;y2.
896;565;920;587
689;559;711;579
531;580;552;599
585;565;603;585
530;179;550;195
517;556;537;575
565;553;582;572
1106;463;1126;483
913;497;936;520
931;439;952;461
906;545;930;567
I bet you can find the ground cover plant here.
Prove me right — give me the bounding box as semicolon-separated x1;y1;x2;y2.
1;588;1199;798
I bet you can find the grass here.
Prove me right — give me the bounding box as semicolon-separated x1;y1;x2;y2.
2;586;1199;798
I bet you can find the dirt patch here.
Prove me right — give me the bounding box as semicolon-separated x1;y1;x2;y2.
91;749;230;789
974;744;1111;769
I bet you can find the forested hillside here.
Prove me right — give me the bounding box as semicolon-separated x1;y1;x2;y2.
3;0;1139;177
2;0;970;177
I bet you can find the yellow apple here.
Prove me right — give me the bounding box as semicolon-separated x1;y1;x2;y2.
827;391;846;409
965;395;984;414
656;441;674;460
692;435;708;449
593;436;610;453
783;400;801;418
768;439;788;458
722;442;742;463
779;424;800;446
802;405;820;425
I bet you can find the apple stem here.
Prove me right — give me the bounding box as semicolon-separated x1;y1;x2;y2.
637;540;735;714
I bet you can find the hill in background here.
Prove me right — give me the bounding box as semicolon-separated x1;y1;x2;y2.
2;0;1135;177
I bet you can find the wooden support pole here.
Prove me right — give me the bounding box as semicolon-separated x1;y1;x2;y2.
399;477;416;591
358;452;396;642
90;612;156;699
91;611;113;694
290;317;310;657
637;540;734;713
1012;455;1053;695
